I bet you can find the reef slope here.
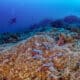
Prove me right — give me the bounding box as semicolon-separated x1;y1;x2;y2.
0;27;80;80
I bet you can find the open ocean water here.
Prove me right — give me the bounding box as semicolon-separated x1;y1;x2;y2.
0;0;80;33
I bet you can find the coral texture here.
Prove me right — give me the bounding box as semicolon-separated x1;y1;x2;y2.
0;28;80;80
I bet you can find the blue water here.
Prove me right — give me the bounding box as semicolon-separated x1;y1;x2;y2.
0;0;80;33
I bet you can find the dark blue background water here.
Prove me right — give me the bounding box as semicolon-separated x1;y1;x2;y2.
0;0;80;33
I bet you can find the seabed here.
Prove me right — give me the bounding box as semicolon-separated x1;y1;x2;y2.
0;16;80;80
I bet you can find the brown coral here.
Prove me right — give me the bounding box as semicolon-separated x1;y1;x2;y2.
0;29;80;80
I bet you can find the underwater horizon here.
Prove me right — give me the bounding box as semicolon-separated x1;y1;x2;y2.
0;0;80;80
0;0;80;33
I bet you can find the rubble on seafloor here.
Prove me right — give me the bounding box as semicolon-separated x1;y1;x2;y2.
0;28;80;80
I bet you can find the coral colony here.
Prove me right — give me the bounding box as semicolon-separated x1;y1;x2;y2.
0;15;80;80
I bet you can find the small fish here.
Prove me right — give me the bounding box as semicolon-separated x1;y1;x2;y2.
9;17;16;24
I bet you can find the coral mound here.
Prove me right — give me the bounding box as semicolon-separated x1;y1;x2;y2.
0;28;80;80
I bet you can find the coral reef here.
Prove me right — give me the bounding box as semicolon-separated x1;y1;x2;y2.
51;19;64;28
0;33;19;44
0;15;80;80
64;15;80;24
0;15;80;45
0;27;80;80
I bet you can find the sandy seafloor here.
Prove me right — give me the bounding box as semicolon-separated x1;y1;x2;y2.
0;26;80;80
